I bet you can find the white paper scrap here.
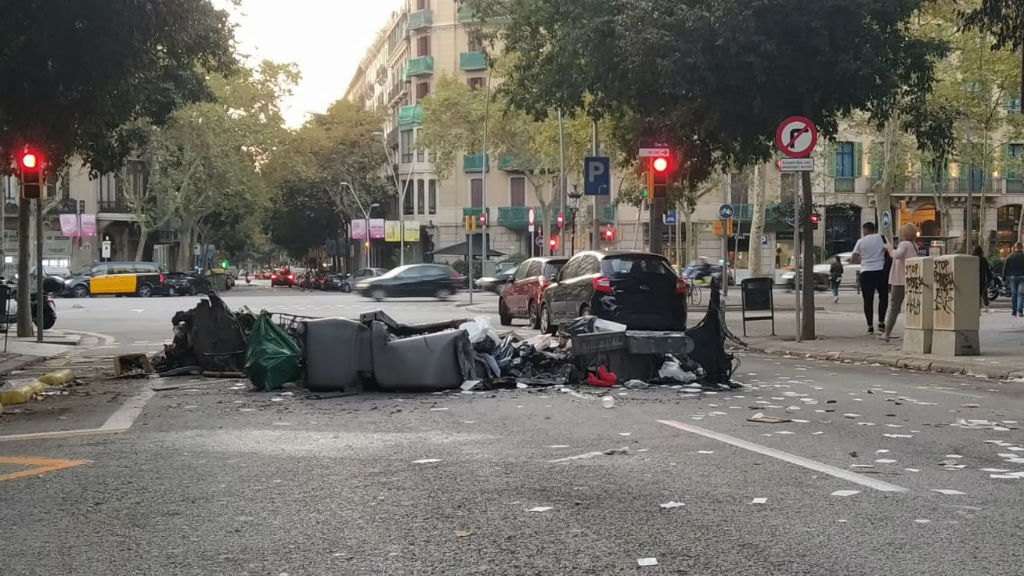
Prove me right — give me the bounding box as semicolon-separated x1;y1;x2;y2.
990;474;1022;479
659;501;685;509
875;459;897;464
751;497;768;504
697;450;715;454
412;459;442;464
932;489;965;495
637;558;659;567
831;490;860;497
527;507;553;512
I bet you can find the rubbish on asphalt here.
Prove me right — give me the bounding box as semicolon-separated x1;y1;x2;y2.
750;497;768;504
883;433;914;438
203;371;245;378
623;379;650;390
932;489;966;495
637;558;659;567
843;413;861;419
461;380;482;391
245;312;303;391
158;366;203;377
527;506;553;512
454;530;473;538
658;355;698;383
0;378;44;404
951;418;1013;431
460;316;500;345
115;353;155;378
153;293;248;374
412;459;442;464
36;369;74;386
747;413;792;424
602;396;615;409
659;501;685;509
549;447;629;463
874;459;897;464
303;317;370;394
831;490;861;497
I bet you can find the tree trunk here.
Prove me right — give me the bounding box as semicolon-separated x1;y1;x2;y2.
749;163;767;277
134;225;149;262
878;117;898;241
16;197;32;337
684;207;695;266
177;224;196;272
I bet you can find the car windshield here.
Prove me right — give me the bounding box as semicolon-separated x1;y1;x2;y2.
379;265;416;279
543;261;566;277
72;266;93;276
602;256;674;276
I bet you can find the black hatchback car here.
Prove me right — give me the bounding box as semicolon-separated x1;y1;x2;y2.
356;264;460;301
540;251;687;333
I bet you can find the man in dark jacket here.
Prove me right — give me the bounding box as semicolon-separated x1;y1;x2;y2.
1004;242;1024;317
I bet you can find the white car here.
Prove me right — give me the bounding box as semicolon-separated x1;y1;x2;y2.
813;252;860;289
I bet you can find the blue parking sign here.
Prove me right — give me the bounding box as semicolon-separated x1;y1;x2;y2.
584;157;610;196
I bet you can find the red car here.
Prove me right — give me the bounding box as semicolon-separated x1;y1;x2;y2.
498;257;568;328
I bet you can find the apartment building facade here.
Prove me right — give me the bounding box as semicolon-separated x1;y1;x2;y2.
344;0;636;267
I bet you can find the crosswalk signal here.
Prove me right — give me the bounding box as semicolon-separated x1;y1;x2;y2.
479;212;486;227
548;236;559;254
603;227;615;242
18;147;43;199
809;213;820;231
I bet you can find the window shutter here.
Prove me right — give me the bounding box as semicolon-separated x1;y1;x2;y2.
825;144;836;177
853;142;863;178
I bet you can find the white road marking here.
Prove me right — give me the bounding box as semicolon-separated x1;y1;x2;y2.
658;420;909;493
100;389;156;431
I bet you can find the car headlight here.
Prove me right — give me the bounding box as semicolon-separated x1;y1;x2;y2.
355;283;369;290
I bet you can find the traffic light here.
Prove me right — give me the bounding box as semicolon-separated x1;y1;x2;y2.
548;236;559;253
221;260;229;269
642;187;649;199
652;157;669;174
18;147;43;199
809;213;820;230
650;156;671;199
603;227;615;242
479;212;486;227
557;211;564;228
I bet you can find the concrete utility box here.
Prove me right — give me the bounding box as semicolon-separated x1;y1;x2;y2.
931;254;980;356
903;257;933;354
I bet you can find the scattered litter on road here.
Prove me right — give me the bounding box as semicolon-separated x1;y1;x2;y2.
527;507;553;513
637;558;659;567
461;380;482;391
876;449;890;454
698;450;715;454
831;490;860;497
914;519;932;524
549;447;630;463
951;419;1012;431
547;445;571;449
412;459;442;464
430;407;449;411
602;396;615;409
944;454;963;459
932;489;966;495
850;464;874;469
875;459;897;464
659;501;685;509
990;474;1022;479
883;433;914;439
618;432;631;437
624;379;650;390
747;413;792;424
751;497;768;504
843;413;861;419
454;530;473;538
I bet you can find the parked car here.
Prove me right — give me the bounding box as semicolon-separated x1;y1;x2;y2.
475;268;517;294
356;264;460;301
270;268;296;287
156;272;204;296
322;273;348;291
62;261;163;298
340;268;388;293
498;257;567;327
540;251;687;333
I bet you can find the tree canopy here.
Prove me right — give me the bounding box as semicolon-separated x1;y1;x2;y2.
0;0;237;172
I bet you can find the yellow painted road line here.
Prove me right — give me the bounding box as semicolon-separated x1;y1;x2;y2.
0;456;90;483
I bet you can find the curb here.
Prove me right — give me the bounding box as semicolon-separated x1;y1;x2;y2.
739;344;1016;381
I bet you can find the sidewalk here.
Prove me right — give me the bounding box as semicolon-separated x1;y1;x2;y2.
732;306;1024;380
0;331;82;376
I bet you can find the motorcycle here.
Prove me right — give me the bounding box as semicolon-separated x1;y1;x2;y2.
987;274;1010;303
1;284;56;329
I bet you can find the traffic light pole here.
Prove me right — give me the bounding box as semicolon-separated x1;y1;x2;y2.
35;197;43;342
592;121;600;251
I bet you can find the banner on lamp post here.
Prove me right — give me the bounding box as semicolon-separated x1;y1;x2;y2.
350;219;367;240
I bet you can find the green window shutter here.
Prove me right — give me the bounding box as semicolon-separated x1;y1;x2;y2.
825;144;836;177
868;144;882;180
853;142;863;177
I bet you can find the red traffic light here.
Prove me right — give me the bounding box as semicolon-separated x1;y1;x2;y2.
20;152;38;169
652;157;669;173
479;212;486;226
809;213;820;224
557;211;564;227
548;237;558;249
603;227;615;241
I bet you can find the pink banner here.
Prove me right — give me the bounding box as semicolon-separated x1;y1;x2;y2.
60;214;79;237
369;218;385;239
350;219;366;240
81;214;97;237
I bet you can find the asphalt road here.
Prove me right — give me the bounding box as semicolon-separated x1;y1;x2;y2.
3;285;1024;574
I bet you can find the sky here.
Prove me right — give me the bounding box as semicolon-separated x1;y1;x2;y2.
216;0;403;127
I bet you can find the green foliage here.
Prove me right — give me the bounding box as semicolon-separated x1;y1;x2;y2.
463;0;947;183
451;259;483;279
0;0;236;173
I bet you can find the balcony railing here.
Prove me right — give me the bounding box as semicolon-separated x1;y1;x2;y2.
1007;178;1024;194
834;177;856;194
407;9;433;32
402;56;434;81
460;51;487;71
597;205;617;224
98;199;129;213
463;153;490;173
497;206;574;229
397;104;423;128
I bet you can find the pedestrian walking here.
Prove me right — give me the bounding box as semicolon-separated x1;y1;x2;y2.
1003;242;1024;317
882;224;918;342
972;245;992;310
829;256;843;303
851;221;889;335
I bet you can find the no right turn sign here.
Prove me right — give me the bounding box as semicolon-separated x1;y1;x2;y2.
776;116;818;158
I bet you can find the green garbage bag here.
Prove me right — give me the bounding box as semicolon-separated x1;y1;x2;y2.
245;313;302;391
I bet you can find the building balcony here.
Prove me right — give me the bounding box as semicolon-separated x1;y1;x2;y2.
460;51;487;71
407;9;433;32
498;206;574;230
98;199;129;213
834;177;856;194
402;56;434;81
497;154;538;172
397;104;423;128
457;6;479;23
463;153;490;173
1007;178;1024;194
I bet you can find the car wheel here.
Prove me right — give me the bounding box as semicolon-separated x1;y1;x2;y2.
136;284;152;298
498;298;512;326
167;286;177;297
371;288;387;302
72;285;89;299
540;304;557;335
436;287;453;300
342;283;352;293
42;312;55;330
528;302;541;330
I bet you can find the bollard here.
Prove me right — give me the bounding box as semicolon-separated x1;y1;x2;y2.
903;257;933;354
931;254;981;356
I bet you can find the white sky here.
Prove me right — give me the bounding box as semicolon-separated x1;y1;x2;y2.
217;0;402;127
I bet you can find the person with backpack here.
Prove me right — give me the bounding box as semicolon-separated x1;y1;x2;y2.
1004;242;1024;317
829;255;844;303
851;221;889;335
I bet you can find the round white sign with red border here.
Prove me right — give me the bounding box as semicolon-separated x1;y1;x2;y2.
528;207;535;226
776;116;818;158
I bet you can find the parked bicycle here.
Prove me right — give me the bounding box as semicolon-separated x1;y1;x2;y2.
686;278;703;307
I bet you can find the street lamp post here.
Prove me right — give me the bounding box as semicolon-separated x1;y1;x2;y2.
372;130;412;267
568;185;583;257
341;181;378;269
